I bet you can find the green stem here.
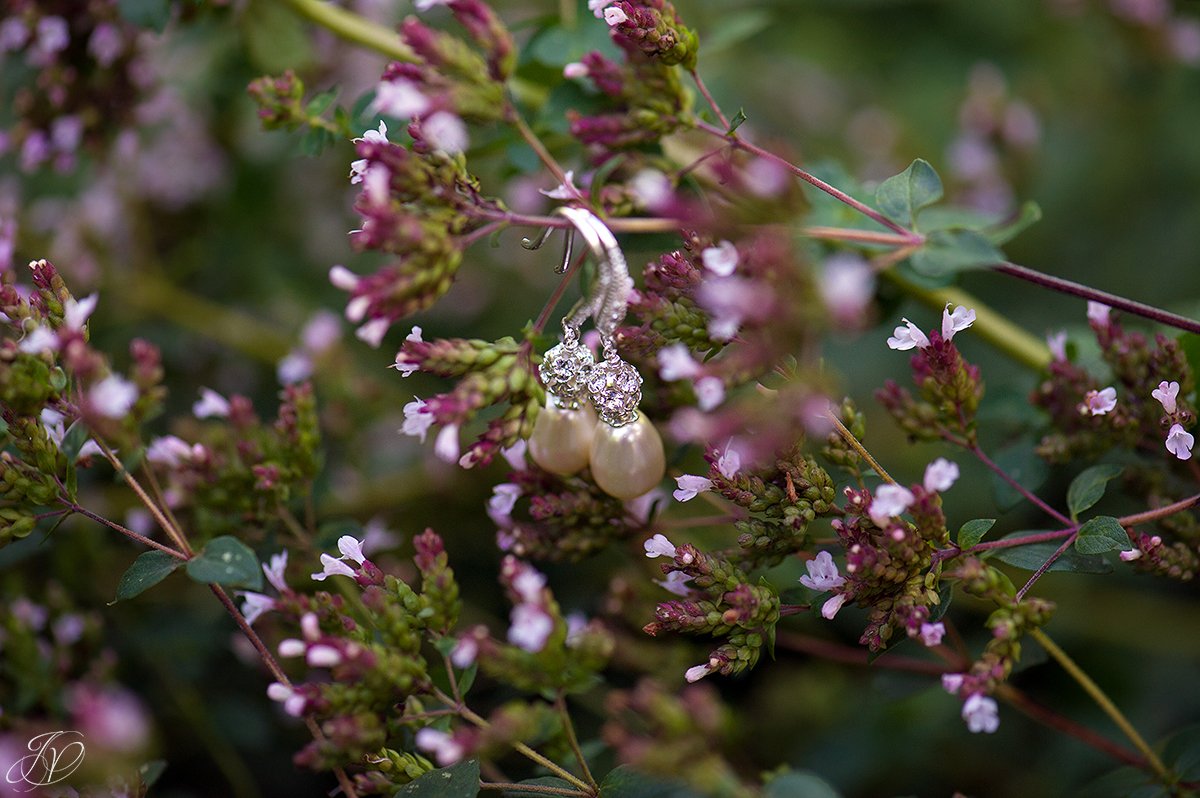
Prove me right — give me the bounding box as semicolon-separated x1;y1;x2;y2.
556;692;597;790
881;268;1051;371
278;0;418;63
825;409;896;485
1030;628;1171;782
480;782;588;797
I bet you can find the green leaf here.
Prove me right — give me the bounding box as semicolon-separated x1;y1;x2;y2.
598;765;700;798
875;159;943;228
49;367;68;392
60;421;92;463
763;770;843;798
1074;516;1130;555
910;228;1003;276
727;108;748;135
114;550;183;602
989;533;1112;574
1066;464;1124;520
502;777;576;796
986;201;1042;245
957;518;997;549
301;127;335;157
306;88;339;117
394;759;480;798
1162;724;1200;780
457;662;478;695
185;536;263;590
116;0;172;30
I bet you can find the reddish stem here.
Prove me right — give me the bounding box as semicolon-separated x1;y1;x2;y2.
689;70;730;130
64;501;189;560
969;445;1073;527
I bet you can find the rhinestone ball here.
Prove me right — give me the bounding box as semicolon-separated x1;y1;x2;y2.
587;356;642;426
538;341;595;409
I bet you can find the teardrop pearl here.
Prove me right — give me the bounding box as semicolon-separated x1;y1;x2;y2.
589;415;666;500
529;402;598;476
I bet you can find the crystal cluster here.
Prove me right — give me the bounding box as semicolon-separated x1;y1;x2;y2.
587;356;643;426
538;340;595;409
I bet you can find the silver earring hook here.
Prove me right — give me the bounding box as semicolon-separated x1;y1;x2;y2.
521;224;576;275
556;207;632;359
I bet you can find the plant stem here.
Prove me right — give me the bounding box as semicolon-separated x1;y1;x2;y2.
774;631;947;675
969;528;1073;553
881;268;1052;371
278;0;418;63
825;409;896;485
801;226;916;247
993;684;1147;770
556;692;597;790
459;221;506;249
693;119;917;240
1120;493;1200;526
97;441;194;555
1015;532;1077;600
479;782;588;797
532;252;585;335
993;262;1200;336
434;689;595;794
689;71;730;130
62;501;188;560
509;108;574;192
1030;628;1170;782
969;444;1073;526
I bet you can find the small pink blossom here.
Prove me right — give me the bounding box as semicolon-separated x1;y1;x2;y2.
423;111;468;155
941;673;964;694
401;397;435;442
941;304;976;340
673;474;713;502
90;375;138;419
508;604;553;652
923;458;959;493
868;484;915;527
434;424;460;463
684;663;712;683
819;254;875;324
277;639;306;658
658;343;701;381
450;636;478;668
1152;380;1180;414
886;318;930;351
1046;330;1067;361
694;377;725;411
563;62;588;79
240;592;276;625
337;535;367;565
311;553;356;582
629;169;672;210
539;170;582;200
717;442;741;479
919;622;945;647
353;121;388;144
701;240;739;277
657;571;692;596
962;693;1000;734
307;645;342;668
604;6;629;25
488;483;522;521
1080;386;1117;416
821;593;847;620
329;265;359;291
63;294;98;331
370;79;429;119
356;318;390;348
1166;423;1194;460
799;551;845;592
588;0;609;16
277;353;312;384
512;566;547;604
643;533;677;559
301;311;342;354
146;435;198;467
263;551;289;592
193;387;231;419
1119;548;1143;562
501;439;527;470
19;325;57;354
415;728;465;767
1087;301;1111;327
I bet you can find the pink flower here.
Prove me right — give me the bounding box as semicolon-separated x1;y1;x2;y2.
658;343;701;381
355;318;390;349
819;254;875;324
306;645;342;668
821;593;847;619
277;639;306;658
1166;424;1194;460
19;325;58;354
415;728;465;767
451;636;479;668
588;0;609;17
329;264;359;291
685;663;712;682
1080;386;1117;416
941;304;976;340
193;387;231;419
643;533;677;559
508;604;553;652
240;592;276;625
263;550;289;592
370;79;429;119
63;294;98;331
657;571;692;596
629;169;672;210
145;435;196;467
604;6;629;25
1119;548;1143;562
1046;330;1067;361
923;458;959;493
278;352;312;384
701;241;739;277
434;424;460;463
353;121;389;144
1087;301;1111;327
941;673;964;694
799;551;845;592
401;397;436;442
89;374;138;418
694;377;725;411
337;535;367;565
886;318;930;351
919;622;945;647
717;442;741;479
962;693;1000;734
539;170;582;200
488;483;522;521
673;475;713;502
511;566;546;604
1152;380;1180;414
423;111;469;155
868;484;915;527
563;62;588;79
311;553;356;582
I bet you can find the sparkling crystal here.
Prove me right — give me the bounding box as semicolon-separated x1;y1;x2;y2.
539;340;594;409
587;356;642;426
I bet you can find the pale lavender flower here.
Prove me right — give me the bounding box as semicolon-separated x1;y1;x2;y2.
1166;423;1194;460
414;0;452;10
434;424;460;463
35;17;69;57
717;442;741;479
1046;330;1067;361
643;533;677;559
1086;301;1111;327
684;663;712;683
337;536;367;565
604;6;629;25
588;0;609;17
423;111;468;155
145;435;196;467
19;325;58;354
311;553;357;581
11;598;47;630
819;253;875;325
657;571;692;596
1152;380;1180;414
361;517;400;555
329;264;359;291
962;693;999;733
87;23;123;66
629;169;672;210
277;352;313;384
401;397;436;442
240;592;276;625
0;18;28;52
301;311;342;354
277;639;306;658
450;636;478;668
820;593;847;619
508;604;553;652
919;622;945;647
193;387;231;419
923;458;959;493
63;293;98;331
701;241;739;277
415;728;464;767
672;474;713;502
658;343;701;381
941;673;964;694
563;62;588;79
941;304;976;340
263;551;289;592
1080;387;1117;416
886;318;930;351
370;79;429;119
512;566;546;604
307;645;342;668
539;170;582;200
501;439;527;470
52;613;86;645
799;551;845;592
89;374;138;418
868;484;915;527
356;317;390;348
488;483;522;520
1119;548;1143;562
694;377;725;411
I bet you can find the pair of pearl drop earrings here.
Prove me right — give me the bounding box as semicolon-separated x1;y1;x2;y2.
525;207;666;500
